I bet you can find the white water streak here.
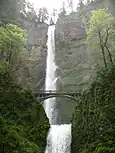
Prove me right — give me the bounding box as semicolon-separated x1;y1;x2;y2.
44;25;71;153
45;124;71;153
44;25;58;125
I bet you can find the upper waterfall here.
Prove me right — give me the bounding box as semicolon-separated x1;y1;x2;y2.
44;25;58;125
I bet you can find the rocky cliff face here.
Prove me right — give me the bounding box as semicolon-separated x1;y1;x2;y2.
55;13;92;124
55;14;91;90
18;17;48;89
55;0;115;124
25;20;48;90
0;12;48;89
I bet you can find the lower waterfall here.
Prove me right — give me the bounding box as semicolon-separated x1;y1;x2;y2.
44;25;71;153
45;125;71;153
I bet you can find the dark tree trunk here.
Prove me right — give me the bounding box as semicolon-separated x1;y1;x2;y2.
105;45;113;64
98;31;107;68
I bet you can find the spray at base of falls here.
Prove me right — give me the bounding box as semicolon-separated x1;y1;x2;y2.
45;124;71;153
44;25;71;153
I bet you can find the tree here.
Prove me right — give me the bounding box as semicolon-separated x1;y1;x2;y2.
67;0;74;12
0;24;27;69
87;0;91;4
0;62;50;153
77;0;85;10
20;0;37;21
59;1;66;17
0;0;37;25
0;0;18;22
37;7;49;23
72;65;115;153
52;9;58;23
87;9;115;68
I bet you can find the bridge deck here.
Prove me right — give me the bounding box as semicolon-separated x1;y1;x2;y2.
37;90;79;96
36;90;80;101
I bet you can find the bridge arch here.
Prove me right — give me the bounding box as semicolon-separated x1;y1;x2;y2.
37;94;79;102
36;90;81;103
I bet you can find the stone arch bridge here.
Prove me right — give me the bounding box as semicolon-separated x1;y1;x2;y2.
36;90;80;102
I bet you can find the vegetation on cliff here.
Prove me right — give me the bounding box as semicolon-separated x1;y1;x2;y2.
0;1;50;151
0;23;49;153
87;9;115;68
0;24;27;68
72;8;115;153
1;0;115;152
72;64;115;153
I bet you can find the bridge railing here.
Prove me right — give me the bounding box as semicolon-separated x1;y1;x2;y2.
37;90;79;95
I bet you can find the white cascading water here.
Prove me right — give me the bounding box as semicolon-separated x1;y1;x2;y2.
44;25;71;153
44;25;58;125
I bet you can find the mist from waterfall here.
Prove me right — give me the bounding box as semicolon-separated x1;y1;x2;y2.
44;25;71;153
45;124;71;153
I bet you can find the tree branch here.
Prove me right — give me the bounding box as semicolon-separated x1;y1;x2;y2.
103;28;113;64
105;44;113;64
104;28;110;46
98;30;107;68
12;60;22;72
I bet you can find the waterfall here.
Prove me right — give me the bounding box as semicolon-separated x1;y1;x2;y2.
44;25;58;125
44;25;71;153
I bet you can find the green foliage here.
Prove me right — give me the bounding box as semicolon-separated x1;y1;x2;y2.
87;9;115;67
0;117;40;153
0;62;50;153
0;61;13;86
0;24;27;65
72;65;115;153
88;9;114;33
